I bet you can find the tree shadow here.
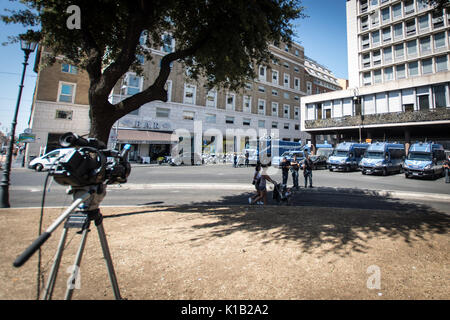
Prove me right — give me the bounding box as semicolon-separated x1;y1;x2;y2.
154;187;450;257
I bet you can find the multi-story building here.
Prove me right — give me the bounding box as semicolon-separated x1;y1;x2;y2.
27;37;342;162
301;0;450;151
304;57;342;95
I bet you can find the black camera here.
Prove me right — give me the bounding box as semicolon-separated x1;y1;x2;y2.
50;132;131;187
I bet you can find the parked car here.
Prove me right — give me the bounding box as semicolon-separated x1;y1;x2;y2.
28;148;75;172
310;147;334;169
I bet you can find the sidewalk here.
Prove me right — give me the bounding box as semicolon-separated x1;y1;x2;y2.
1;205;449;300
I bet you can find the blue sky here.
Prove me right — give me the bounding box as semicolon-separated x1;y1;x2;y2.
0;0;348;136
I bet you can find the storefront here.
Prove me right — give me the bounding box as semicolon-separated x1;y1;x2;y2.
116;129;176;163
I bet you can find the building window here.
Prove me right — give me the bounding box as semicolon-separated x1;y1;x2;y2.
295;124;300;131
283;104;290;119
434;32;446;49
422;58;433;74
283;74;290;88
362;34;370;49
393;23;403;38
61;64;77;74
373;69;382;83
294;107;300;120
392;3;402;19
381;7;390;23
433;85;447;108
384;67;394;81
407;40;417;56
272;89;278;96
258;120;265;128
271;102;279;117
371;10;379;26
404;0;415;15
225;93;235;110
408;61;419;76
258;99;266;115
395;43;404;58
272;70;279;84
383;47;392;63
396;64;406;79
294;77;300;91
272;121;278;129
156;107;170;118
124;75;142;95
183;111;195;121
283;92;290;99
405;19;416;36
373;50;381;65
432;10;444;29
205;114;216;124
284;123;290;130
418;14;429;30
372;30;380;45
417;0;429;11
225;116;235;124
258;86;265;93
243;118;251;126
283;62;289;69
382;27;391;42
420;36;431;53
361;15;369;31
294;66;300;72
436;55;448;72
58;82;75;103
243;95;252;113
161;33;175;53
55;110;73;120
183;84;196;104
307;82;312;95
363;72;372;86
164;80;172;102
259;66;266;81
206;90;217;108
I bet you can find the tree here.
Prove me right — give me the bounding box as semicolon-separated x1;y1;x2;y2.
2;0;305;144
427;0;450;11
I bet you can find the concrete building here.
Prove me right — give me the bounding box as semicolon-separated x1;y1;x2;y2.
301;0;450;152
27;37;342;162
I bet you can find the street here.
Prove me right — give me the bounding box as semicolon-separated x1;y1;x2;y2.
8;164;450;214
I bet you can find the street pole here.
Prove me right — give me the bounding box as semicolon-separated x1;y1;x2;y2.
0;40;36;208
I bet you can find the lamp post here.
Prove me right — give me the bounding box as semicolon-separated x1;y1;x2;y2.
0;39;37;208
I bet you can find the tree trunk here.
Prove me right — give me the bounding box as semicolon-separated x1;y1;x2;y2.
88;101;116;146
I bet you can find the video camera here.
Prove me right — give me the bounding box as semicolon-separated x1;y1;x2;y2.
50;132;131;187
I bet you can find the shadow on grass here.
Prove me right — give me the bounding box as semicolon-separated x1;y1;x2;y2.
104;187;450;257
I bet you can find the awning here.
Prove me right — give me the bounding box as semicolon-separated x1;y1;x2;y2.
117;129;177;144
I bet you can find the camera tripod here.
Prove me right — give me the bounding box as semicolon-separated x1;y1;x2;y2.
13;184;121;300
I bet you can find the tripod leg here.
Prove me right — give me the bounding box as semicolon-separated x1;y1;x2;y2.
96;222;121;300
42;227;69;300
64;227;89;300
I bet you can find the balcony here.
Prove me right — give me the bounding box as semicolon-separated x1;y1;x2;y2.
305;107;450;129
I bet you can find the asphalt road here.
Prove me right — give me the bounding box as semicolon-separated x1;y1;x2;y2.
7;163;450;214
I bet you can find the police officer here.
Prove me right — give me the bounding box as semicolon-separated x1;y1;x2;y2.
280;157;290;185
303;152;313;188
290;155;300;190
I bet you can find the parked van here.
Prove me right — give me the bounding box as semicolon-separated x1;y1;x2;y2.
28;148;75;172
359;142;405;176
327;142;369;172
403;142;446;179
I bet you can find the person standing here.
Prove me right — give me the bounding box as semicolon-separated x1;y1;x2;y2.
444;154;450;184
249;163;263;204
303;153;313;188
290;155;300;190
280;157;290;185
245;151;250;167
251;165;276;205
233;152;237;168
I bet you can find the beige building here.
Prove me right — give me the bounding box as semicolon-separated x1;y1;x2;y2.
27;38;341;162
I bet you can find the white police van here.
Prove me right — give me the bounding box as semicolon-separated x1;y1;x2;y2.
327;142;369;172
403;142;446;179
359;142;405;176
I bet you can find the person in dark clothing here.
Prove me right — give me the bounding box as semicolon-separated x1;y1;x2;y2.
290;155;300;190
233;152;237;168
444;154;450;184
302;153;313;188
245;151;250;167
280;157;290;185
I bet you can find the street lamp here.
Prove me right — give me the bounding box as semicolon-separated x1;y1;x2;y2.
0;39;37;208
